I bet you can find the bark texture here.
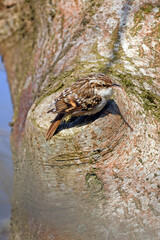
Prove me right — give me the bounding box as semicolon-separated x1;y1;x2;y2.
0;0;160;239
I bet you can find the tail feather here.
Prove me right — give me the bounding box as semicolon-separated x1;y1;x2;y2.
46;113;65;140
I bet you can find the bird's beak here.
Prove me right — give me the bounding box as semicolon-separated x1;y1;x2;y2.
111;83;121;88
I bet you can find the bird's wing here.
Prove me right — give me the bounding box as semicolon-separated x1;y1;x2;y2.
47;81;102;114
55;94;102;114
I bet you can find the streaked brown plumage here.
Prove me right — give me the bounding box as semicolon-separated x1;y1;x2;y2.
46;73;120;140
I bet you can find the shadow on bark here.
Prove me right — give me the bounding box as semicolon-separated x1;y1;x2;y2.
50;99;133;137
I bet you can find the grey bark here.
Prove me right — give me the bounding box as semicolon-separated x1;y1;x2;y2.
0;0;159;239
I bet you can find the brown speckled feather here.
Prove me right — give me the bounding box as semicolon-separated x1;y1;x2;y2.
47;75;105;115
46;73;120;140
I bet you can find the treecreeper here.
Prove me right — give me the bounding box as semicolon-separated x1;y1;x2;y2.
46;73;121;140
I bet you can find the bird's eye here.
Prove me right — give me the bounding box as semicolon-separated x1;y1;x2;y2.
102;84;106;87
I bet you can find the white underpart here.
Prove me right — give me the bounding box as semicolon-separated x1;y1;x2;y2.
96;87;113;99
75;87;113;115
86;87;113;115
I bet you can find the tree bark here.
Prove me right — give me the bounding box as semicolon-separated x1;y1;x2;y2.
0;0;159;239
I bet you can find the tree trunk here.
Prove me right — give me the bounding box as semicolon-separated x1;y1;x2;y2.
0;0;159;239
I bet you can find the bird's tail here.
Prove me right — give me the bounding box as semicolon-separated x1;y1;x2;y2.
46;113;65;140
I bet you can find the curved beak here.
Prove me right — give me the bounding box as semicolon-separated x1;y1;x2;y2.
111;83;121;88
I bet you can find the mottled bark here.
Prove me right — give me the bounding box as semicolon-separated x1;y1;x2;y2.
0;0;159;239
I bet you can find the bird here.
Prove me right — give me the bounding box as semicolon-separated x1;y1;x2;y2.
46;73;121;140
